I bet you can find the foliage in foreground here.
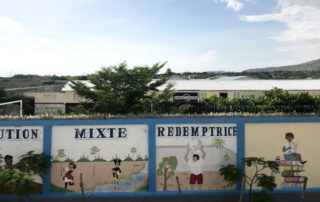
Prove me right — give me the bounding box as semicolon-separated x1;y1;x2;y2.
0;151;51;201
219;157;279;202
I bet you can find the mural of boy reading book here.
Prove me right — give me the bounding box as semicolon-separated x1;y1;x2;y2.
282;132;307;165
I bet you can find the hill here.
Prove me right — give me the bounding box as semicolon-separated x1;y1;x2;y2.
244;58;320;72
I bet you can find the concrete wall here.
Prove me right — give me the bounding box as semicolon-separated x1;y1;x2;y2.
245;122;320;188
1;117;320;200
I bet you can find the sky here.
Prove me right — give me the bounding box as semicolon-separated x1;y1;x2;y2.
0;0;319;76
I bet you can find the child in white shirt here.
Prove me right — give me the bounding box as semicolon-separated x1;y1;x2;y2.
282;132;307;164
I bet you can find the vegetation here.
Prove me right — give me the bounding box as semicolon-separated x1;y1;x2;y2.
77;155;90;162
55;149;67;176
156;156;178;191
90;146;100;175
0;151;51;202
131;147;137;173
219;157;279;202
198;87;320;114
0;87;34;115
69;62;178;115
50;183;73;194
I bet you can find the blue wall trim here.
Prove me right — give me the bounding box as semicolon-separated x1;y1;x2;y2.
0;116;319;199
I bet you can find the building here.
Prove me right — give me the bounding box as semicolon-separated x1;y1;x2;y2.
9;78;320;115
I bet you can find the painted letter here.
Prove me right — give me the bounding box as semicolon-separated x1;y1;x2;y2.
75;128;86;139
191;127;199;136
6;129;14;139
15;129;21;139
22;129;29;139
217;127;222;136
233;127;237;136
168;127;174;136
89;128;94;139
31;129;39;139
183;127;189;136
209;127;215;136
157;127;165;136
96;128;106;138
0;129;4;140
202;127;208;136
108;128;116;138
118;128;127;138
176;127;181;136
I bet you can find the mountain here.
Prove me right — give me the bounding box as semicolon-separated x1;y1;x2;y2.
244;58;320;72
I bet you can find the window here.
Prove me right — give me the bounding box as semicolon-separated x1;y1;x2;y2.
219;92;228;98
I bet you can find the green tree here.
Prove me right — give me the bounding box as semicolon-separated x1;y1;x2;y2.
56;149;67;176
212;138;225;163
131;147;137;174
262;87;293;112
90;146;100;175
156;156;178;191
69;62;174;114
219;157;279;202
143;83;178;114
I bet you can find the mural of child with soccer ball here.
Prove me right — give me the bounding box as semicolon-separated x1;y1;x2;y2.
184;138;206;190
111;159;122;190
63;162;77;189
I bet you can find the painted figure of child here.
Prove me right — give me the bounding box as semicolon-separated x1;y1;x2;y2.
184;145;206;190
4;155;13;169
282;132;307;164
63;162;77;189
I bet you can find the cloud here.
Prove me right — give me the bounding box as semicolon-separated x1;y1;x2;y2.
29;39;56;52
0;17;25;34
240;0;320;42
214;0;244;11
199;50;218;66
240;0;320;62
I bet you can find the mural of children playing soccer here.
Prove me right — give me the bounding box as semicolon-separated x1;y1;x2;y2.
111;159;122;190
283;132;307;164
63;162;77;189
184;145;206;190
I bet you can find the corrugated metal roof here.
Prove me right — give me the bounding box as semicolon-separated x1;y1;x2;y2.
159;79;320;91
62;79;320;92
62;81;94;91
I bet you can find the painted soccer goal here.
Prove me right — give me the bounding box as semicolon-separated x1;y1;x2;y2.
0;100;23;116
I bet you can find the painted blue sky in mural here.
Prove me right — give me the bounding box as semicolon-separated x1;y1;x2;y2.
0;0;319;76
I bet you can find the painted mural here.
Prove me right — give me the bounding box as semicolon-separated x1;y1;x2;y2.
245;123;319;189
156;124;237;191
51;125;148;193
0;126;43;193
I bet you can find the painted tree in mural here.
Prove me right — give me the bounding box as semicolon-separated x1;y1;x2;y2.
156;156;178;191
90;146;100;175
131;147;137;174
212;138;225;163
56;149;66;176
